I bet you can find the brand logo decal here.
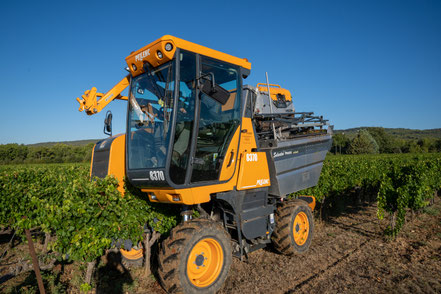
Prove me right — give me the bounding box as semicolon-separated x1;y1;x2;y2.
135;49;150;62
257;179;269;186
273;150;299;158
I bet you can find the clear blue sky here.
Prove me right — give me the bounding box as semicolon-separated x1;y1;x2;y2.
1;0;440;144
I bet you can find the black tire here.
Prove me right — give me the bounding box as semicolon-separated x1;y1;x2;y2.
121;254;143;268
272;200;314;255
158;219;232;294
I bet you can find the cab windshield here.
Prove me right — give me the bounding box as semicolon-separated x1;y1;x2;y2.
127;62;175;169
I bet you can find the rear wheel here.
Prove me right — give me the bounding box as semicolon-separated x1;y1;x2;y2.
158;219;232;294
272;200;314;255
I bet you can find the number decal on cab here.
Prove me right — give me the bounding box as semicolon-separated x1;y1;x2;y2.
246;153;258;162
149;170;165;181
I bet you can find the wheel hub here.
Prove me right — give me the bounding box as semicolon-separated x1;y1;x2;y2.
195;253;205;267
187;238;224;288
293;211;309;246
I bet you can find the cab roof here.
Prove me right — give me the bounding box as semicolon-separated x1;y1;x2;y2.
125;35;251;77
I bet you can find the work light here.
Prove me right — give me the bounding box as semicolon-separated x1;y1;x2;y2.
165;42;173;51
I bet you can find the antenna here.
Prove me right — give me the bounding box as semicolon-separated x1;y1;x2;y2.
265;72;277;139
265;72;274;114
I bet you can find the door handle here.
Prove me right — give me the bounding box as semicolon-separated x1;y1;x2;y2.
227;150;234;167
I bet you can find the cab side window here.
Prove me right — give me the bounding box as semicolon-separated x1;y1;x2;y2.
191;57;241;182
170;51;196;185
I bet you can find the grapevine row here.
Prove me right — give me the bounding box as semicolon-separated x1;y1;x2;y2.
0;164;178;264
0;154;440;285
295;153;441;235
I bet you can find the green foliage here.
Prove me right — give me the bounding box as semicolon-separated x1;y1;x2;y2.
367;127;400;153
294;153;441;236
0;144;28;163
334;127;441;154
80;283;92;293
1;153;440;265
0;143;94;165
330;133;350;154
336;127;441;141
348;129;379;154
0;163;179;264
377;161;434;236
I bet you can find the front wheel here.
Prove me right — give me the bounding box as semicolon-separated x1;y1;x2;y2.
272;200;314;255
158;219;232;294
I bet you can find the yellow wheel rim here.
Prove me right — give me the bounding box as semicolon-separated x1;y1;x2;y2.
293;211;309;246
120;247;143;260
187;238;224;288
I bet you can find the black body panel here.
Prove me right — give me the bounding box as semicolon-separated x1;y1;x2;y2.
91;136;118;178
215;188;274;241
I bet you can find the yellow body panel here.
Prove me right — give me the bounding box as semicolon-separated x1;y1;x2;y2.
308;196;316;211
126;35;251;78
89;145;95;178
143;118;270;205
238;118;257;151
91;135;126;194
218;127;240;181
236;152;271;190
257;83;292;102
299;195;316;211
108;135;126;194
144;186;225;205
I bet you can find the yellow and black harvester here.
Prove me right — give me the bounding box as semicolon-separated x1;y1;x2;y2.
77;35;332;293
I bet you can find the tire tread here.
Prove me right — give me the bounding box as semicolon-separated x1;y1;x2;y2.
271;200;314;256
158;218;231;293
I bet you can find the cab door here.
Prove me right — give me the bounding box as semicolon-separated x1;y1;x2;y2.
190;56;242;183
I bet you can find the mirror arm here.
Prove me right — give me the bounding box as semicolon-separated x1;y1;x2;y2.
199;72;216;89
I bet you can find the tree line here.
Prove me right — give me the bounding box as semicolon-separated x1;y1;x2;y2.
331;127;441;155
1;126;440;165
0;143;94;164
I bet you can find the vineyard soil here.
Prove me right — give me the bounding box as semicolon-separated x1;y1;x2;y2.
1;195;440;293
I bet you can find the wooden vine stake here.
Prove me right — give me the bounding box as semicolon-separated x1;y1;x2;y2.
144;230;161;277
85;260;97;285
25;228;46;294
42;232;51;254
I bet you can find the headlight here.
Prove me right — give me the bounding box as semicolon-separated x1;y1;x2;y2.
157;50;163;59
165;42;173;51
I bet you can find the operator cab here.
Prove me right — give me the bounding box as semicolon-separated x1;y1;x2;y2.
125;36;251;190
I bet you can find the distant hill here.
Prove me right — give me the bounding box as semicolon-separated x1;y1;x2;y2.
335;128;441;140
27;139;101;147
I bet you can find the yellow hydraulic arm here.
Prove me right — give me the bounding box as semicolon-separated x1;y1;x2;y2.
76;75;130;115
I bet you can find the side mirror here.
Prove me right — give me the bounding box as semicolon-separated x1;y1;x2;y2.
200;79;230;105
104;110;112;136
